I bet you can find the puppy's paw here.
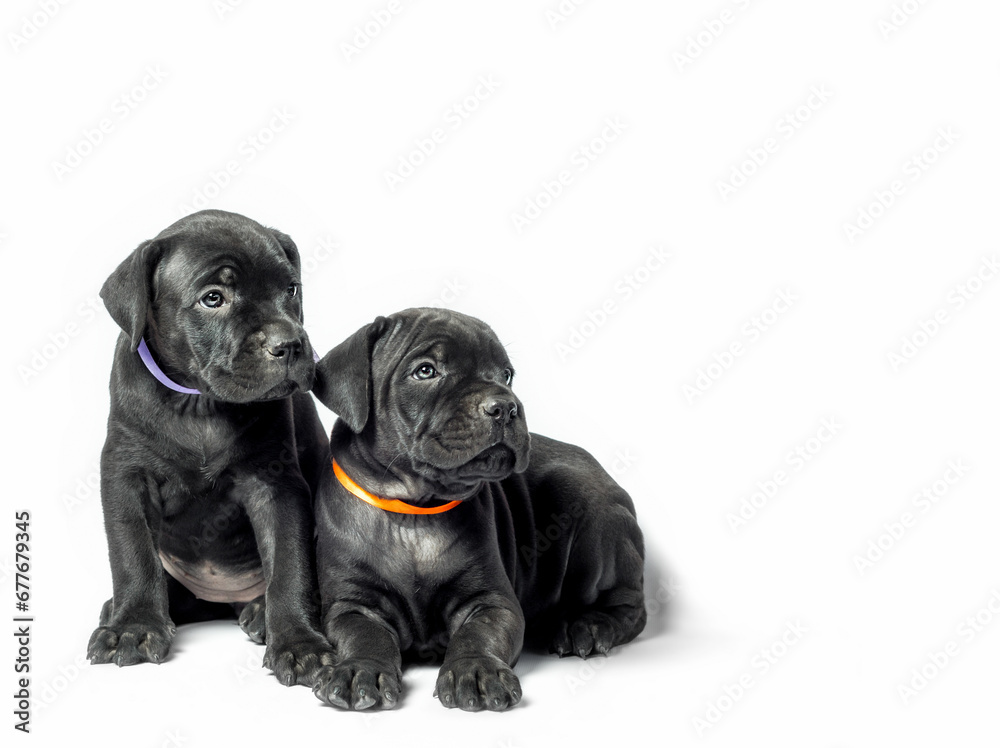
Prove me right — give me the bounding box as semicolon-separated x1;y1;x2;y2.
237;595;266;644
550;611;618;658
263;633;336;688
87;618;175;667
435;657;521;712
313;659;402;710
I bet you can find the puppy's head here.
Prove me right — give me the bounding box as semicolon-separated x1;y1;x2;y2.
315;308;530;497
101;209;315;402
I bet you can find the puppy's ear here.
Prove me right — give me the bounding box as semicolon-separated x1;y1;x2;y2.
100;239;164;349
270;229;304;321
313;317;389;432
270;229;301;272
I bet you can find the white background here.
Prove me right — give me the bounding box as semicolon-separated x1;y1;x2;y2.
3;0;1000;745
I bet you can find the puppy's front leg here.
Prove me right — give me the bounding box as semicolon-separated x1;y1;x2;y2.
436;593;525;712
240;475;334;687
314;607;403;710
89;465;175;666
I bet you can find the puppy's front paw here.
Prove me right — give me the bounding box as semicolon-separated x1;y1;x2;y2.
88;618;175;667
435;657;521;712
237;595;266;644
313;659;402;710
263;634;336;688
550;611;617;658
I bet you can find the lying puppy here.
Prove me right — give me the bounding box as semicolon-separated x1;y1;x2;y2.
88;209;334;687
310;307;646;711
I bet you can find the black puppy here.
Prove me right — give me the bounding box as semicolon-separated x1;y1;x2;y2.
310;307;646;711
88;209;334;687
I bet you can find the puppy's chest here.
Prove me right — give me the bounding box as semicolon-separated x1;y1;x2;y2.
376;518;503;595
389;525;459;576
166;417;257;476
153;422;251;511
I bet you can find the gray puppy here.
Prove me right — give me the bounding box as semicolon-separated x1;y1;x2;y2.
88;209;333;687
310;307;646;711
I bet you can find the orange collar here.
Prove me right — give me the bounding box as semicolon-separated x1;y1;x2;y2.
331;457;462;515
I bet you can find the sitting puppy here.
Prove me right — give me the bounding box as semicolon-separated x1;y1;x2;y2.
310;307;646;711
88;209;334;687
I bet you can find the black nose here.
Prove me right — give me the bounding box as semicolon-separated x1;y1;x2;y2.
266;338;302;359
483;398;518;424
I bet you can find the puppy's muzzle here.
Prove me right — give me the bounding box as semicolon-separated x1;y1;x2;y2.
483;397;518;425
258;322;308;363
265;337;303;361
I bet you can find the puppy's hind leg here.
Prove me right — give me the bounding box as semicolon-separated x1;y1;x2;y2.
550;590;646;659
236;595;266;644
548;506;646;659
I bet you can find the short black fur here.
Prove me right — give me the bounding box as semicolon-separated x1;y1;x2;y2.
88;209;334;687
310;307;646;711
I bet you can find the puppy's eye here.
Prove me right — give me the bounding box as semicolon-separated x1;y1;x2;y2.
286;283;298;298
412;364;438;381
503;368;513;386
200;291;225;309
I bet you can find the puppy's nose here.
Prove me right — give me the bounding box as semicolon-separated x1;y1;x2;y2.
483;398;518;424
265;338;302;359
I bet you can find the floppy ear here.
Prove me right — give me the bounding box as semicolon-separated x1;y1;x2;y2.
313;317;388;433
99;239;164;349
269;228;303;321
270;228;301;272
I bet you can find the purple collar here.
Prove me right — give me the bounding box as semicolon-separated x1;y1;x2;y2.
136;338;320;396
137;338;202;394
